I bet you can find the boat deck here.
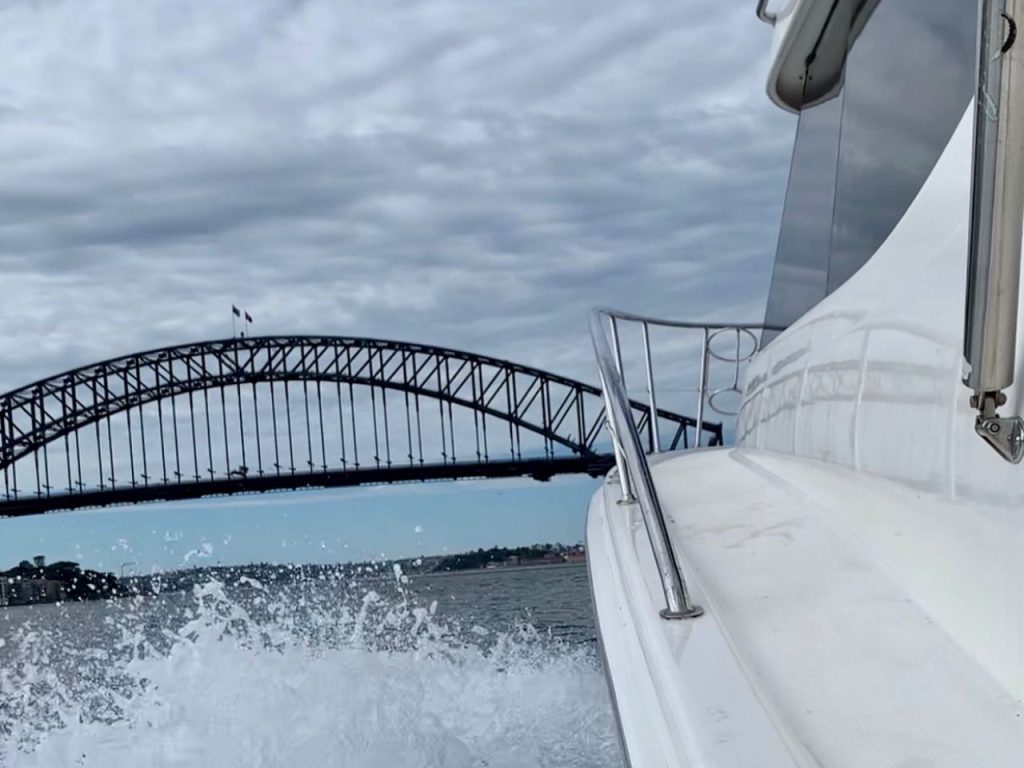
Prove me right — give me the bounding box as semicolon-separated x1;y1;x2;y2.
587;447;1024;767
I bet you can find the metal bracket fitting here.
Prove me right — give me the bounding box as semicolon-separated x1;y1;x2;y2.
974;390;1024;462
976;414;1024;462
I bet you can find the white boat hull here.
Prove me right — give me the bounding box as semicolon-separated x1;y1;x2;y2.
588;102;1024;765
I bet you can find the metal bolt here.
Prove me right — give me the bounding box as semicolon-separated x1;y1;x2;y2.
990;422;1002;434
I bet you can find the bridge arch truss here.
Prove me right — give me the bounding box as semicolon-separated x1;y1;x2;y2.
0;336;720;516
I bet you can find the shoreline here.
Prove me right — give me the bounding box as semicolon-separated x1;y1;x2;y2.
0;560;588;609
410;561;587;579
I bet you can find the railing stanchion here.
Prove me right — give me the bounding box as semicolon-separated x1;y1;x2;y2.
695;328;710;447
642;322;661;453
599;372;633;503
610;317;625;379
609;316;633;499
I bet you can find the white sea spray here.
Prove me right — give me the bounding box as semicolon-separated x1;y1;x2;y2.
0;572;621;768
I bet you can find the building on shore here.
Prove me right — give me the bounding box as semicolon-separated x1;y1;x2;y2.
0;555;117;607
0;575;66;606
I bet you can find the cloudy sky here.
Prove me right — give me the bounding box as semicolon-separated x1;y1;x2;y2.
0;0;794;571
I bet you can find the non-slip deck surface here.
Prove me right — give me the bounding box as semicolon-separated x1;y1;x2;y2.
643;448;1024;767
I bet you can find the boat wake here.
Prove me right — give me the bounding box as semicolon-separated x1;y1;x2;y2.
0;574;622;767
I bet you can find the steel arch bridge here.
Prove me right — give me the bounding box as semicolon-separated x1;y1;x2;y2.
0;336;720;517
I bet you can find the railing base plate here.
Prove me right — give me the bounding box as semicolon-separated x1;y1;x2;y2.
660;605;705;620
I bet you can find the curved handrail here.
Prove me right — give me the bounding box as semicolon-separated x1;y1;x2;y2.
591;308;781;621
756;0;777;25
591;309;704;620
593;307;783;332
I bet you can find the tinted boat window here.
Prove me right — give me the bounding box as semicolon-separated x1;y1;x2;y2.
763;93;843;331
826;0;977;291
763;0;976;332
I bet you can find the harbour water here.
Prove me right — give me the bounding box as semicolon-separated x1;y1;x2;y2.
0;562;623;767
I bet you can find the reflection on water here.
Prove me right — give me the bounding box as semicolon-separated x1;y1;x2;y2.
0;563;622;768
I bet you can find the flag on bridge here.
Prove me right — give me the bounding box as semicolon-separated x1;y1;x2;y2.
245;311;253;323
232;305;241;317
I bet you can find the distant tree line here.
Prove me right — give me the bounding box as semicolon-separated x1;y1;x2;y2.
2;541;584;605
435;543;570;571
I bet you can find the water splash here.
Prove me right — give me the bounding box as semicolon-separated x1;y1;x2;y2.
0;572;622;767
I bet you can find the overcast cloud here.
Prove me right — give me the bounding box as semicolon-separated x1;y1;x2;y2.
0;0;794;390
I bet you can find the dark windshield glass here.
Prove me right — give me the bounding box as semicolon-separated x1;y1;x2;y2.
763;91;843;331
764;0;976;333
827;0;977;291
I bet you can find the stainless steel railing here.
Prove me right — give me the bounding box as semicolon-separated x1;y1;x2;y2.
756;0;777;26
590;308;780;620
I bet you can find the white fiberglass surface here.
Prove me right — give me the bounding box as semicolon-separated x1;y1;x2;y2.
742;102;1024;501
593;447;1024;767
0;568;620;768
586;477;799;768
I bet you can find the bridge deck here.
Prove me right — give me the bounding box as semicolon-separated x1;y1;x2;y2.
0;455;615;517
